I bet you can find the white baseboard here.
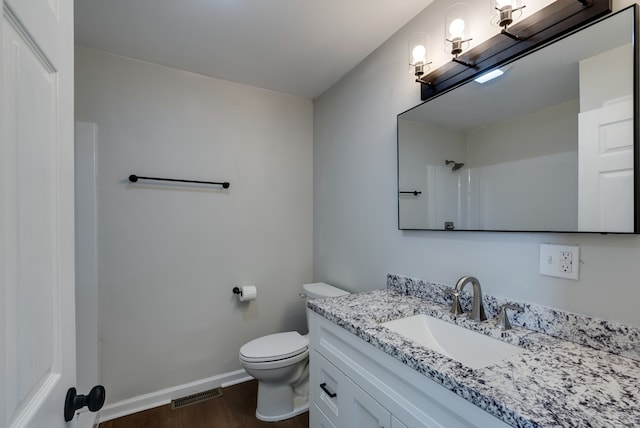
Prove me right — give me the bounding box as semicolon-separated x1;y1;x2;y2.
97;369;253;423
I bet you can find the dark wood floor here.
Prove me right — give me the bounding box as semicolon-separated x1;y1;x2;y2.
99;380;309;428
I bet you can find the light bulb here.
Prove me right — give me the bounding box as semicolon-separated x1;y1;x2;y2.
411;45;426;63
449;18;466;39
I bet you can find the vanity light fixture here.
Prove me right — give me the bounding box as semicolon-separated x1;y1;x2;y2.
413;0;610;101
491;0;526;40
409;32;432;82
445;3;473;67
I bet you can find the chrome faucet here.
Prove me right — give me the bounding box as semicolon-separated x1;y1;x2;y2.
451;276;487;322
495;303;524;331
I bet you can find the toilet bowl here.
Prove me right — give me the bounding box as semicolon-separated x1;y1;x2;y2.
238;282;349;422
239;331;309;421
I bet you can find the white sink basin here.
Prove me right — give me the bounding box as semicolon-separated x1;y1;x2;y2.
381;314;525;369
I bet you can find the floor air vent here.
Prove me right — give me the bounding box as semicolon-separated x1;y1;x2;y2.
171;387;223;409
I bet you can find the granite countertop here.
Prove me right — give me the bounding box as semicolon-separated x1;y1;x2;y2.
308;289;640;428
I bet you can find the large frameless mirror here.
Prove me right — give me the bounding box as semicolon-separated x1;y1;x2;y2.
398;6;638;233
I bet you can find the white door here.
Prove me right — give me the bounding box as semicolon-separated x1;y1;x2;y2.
1;0;76;426
578;97;634;232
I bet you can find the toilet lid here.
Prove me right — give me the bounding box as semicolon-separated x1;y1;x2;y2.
303;282;349;299
240;331;308;362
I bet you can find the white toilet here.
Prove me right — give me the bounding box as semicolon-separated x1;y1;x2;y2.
239;282;349;422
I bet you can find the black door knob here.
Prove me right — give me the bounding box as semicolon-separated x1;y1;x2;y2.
64;385;106;421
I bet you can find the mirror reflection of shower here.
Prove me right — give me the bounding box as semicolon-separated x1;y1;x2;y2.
445;160;465;171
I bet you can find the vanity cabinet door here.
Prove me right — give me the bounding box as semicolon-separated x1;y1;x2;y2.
311;351;343;427
311;350;391;428
344;377;391;428
311;404;338;428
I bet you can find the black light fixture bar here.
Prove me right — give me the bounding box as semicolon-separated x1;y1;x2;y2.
419;0;611;100
500;29;521;40
452;57;477;68
129;174;230;189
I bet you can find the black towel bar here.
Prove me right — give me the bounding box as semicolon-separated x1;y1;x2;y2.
129;174;230;189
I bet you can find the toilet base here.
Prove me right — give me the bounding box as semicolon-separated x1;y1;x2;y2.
255;380;309;422
256;402;309;422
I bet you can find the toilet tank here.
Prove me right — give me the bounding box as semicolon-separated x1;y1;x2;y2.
303;282;349;300
303;282;349;328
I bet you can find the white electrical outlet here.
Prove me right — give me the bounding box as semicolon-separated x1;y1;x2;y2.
539;244;580;280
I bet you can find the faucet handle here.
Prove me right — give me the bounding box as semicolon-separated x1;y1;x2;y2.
445;288;463;315
495;304;524;331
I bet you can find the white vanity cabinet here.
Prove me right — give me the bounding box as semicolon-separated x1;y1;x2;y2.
308;310;511;428
313;351;394;428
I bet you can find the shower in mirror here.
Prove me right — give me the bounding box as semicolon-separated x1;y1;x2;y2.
445;160;465;171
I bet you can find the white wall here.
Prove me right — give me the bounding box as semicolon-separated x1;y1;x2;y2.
466;100;579;168
398;119;466;229
75;47;313;404
580;43;633;112
314;0;640;327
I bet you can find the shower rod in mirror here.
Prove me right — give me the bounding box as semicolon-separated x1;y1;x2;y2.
128;174;230;189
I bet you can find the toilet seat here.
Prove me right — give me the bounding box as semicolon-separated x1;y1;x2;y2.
240;331;308;363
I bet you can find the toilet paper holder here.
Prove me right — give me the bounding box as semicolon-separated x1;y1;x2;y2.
233;286;257;302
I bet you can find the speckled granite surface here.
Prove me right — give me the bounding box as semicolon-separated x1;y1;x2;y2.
387;273;640;361
307;288;640;428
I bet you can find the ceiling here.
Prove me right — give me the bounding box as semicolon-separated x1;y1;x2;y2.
74;0;432;100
